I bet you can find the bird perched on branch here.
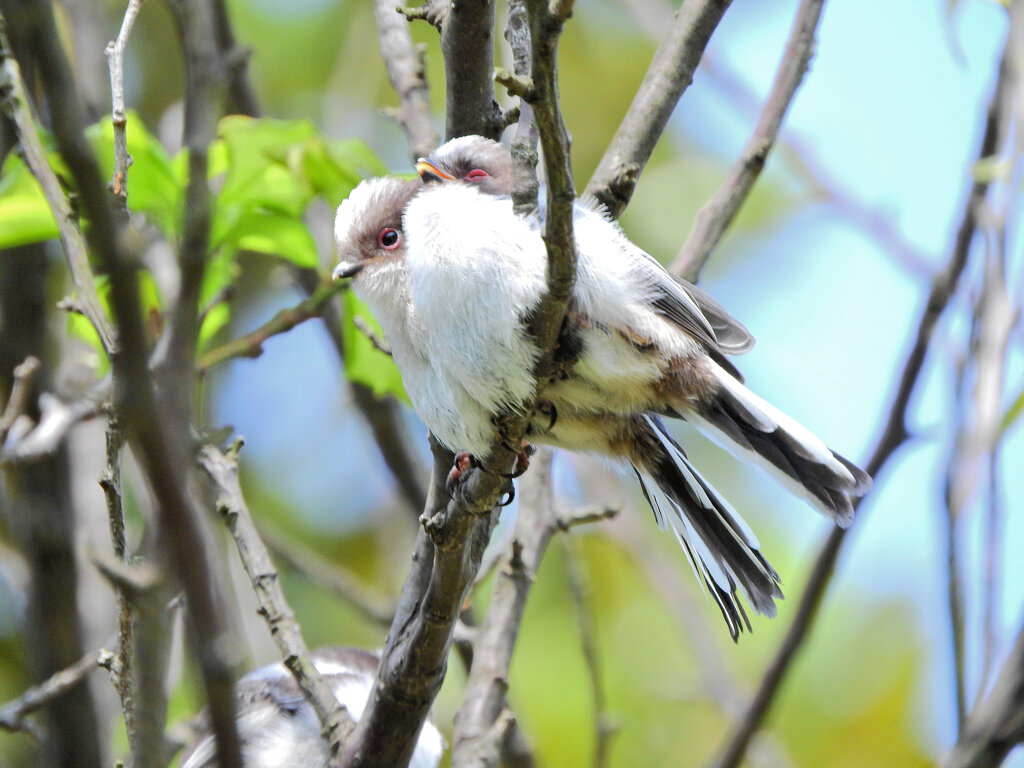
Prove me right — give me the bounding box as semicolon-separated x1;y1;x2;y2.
179;646;444;768
333;140;871;639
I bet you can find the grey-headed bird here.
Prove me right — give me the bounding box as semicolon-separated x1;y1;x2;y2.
333;155;870;639
179;647;445;768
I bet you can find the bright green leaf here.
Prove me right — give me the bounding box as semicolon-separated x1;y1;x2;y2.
341;290;409;404
0;155;59;248
215;209;318;268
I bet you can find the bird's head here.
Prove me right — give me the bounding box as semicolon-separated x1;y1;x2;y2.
332;177;420;282
415;135;512;196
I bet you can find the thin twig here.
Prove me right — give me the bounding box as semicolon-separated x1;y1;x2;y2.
0;357;40;441
0;649;101;735
584;0;733;219
200;440;355;766
208;0;260;117
705;42;1011;768
373;0;439;161
197;280;347;372
0;24;117;355
671;0;826;282
104;0;144;208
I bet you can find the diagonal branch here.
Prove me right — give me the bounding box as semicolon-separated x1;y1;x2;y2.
584;0;733;219
671;0;826;282
200;441;355;765
705;40;1011;768
0;23;117;356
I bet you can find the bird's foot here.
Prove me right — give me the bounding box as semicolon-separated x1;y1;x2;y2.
445;451;518;506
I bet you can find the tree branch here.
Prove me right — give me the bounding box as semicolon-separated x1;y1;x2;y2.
0;21;117;356
200;441;355;766
451;450;560;768
441;0;504;140
104;0;143;209
942;619;1024;768
705;40;1011;768
0;649;101;735
21;3;245;765
197;279;347;372
374;0;439;161
670;0;825;282
584;0;733;219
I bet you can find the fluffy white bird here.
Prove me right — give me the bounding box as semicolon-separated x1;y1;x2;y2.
333;152;871;638
179;646;445;768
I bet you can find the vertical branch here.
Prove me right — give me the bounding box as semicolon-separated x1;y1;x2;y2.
670;0;826;282
440;0;503;139
451;450;560;768
584;0;733;218
104;0;144;210
373;0;439;160
705;42;1011;768
20;2;245;766
209;0;260;117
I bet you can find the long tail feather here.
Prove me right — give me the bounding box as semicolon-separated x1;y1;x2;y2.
634;415;782;641
686;364;873;527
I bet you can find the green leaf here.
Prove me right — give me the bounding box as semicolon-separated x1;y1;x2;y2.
85;111;181;236
213;208;318;268
341;290;409;404
217;116;317;215
0;154;59;248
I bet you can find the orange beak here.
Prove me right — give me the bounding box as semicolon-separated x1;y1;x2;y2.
416;158;455;183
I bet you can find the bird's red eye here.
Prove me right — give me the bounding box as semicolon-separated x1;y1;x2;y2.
378;227;401;250
466;169;489;181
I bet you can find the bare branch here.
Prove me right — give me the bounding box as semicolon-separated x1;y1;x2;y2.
0;650;101;735
451;450;560;768
374;0;439;161
706;41;1012;768
340;437;500;768
104;0;144;208
208;0;261;117
943;620;1024;768
200;441;356;766
441;0;504;140
197;279;347;372
20;2;246;763
584;0;733;219
0;25;117;355
697;55;932;278
671;0;825;282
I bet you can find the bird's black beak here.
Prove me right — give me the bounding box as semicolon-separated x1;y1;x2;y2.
416;158;455;184
332;261;364;280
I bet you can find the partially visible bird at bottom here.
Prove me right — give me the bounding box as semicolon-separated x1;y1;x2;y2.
179;646;445;768
333;154;871;639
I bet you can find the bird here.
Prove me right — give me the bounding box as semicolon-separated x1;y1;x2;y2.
179;646;445;768
333;153;872;639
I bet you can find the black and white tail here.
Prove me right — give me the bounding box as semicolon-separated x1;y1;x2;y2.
687;363;873;528
634;415;783;641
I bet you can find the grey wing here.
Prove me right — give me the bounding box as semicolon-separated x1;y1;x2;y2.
575;194;754;356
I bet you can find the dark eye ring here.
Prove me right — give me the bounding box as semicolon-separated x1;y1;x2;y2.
378;227;401;250
466;169;489;181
